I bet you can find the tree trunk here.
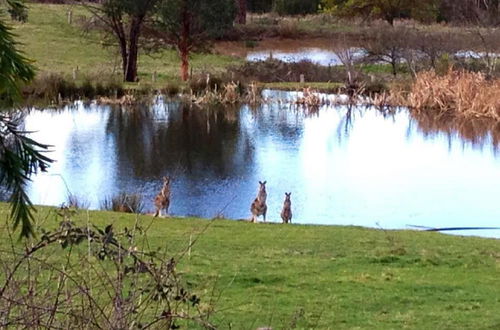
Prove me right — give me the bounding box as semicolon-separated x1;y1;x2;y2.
125;17;143;82
180;46;189;81
235;0;246;24
179;4;190;81
118;37;128;81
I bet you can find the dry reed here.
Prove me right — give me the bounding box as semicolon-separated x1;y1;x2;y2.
393;70;500;120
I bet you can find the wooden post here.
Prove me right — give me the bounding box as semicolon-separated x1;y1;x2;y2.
300;74;305;83
152;71;157;83
67;10;72;25
72;67;78;80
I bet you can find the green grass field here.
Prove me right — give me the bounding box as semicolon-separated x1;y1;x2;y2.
10;4;243;87
1;203;500;328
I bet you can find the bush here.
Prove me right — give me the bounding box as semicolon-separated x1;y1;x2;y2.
0;210;212;328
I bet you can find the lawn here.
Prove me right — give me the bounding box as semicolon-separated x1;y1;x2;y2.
1;203;499;328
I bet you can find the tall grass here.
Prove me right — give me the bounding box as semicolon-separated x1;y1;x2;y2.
395;70;500;120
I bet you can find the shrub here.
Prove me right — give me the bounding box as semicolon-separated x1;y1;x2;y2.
0;210;213;328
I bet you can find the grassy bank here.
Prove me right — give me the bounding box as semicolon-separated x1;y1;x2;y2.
1;203;500;328
11;4;242;89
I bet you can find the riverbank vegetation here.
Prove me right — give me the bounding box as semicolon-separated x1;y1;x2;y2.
2;202;500;328
10;3;500;105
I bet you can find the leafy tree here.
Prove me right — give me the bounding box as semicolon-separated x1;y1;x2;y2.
84;0;161;82
157;0;236;81
323;0;439;25
0;0;52;237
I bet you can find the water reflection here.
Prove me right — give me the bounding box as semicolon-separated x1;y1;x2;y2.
22;95;500;238
410;111;500;154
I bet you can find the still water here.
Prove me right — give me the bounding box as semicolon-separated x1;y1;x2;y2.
23;91;500;238
216;39;364;66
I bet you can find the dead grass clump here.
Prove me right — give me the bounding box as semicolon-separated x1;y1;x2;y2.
401;70;500;120
244;82;262;105
101;192;143;213
295;88;322;107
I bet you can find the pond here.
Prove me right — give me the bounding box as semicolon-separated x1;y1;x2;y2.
216;38;364;66
216;38;496;66
22;90;500;238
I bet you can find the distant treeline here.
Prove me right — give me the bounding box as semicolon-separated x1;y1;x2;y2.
27;0;500;24
248;0;320;15
248;0;499;24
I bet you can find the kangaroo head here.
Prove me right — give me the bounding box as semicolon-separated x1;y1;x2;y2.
258;181;267;192
284;192;291;201
162;176;171;189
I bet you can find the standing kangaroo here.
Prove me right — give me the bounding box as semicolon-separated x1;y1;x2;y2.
154;176;171;217
281;192;292;224
250;181;267;223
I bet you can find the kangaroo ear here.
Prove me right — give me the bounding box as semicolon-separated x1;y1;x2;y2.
259;181;262;185
263;181;267;185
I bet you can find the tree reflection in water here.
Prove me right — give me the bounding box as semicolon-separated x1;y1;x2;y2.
104;100;257;179
410;110;500;154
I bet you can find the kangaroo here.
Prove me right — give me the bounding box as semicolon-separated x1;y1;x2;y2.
250;180;267;223
154;176;171;217
281;192;292;224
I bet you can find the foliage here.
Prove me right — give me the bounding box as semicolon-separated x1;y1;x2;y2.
0;3;33;108
323;0;439;25
0;116;52;237
0;0;53;238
